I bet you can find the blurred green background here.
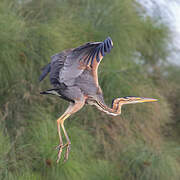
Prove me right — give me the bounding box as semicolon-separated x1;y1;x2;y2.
0;0;180;179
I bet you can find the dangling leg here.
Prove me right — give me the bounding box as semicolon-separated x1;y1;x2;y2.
61;121;71;162
56;103;73;163
56;114;70;163
56;117;63;163
56;100;85;163
61;100;85;162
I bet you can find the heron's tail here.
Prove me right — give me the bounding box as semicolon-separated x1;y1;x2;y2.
39;63;51;81
40;88;61;96
40;88;75;103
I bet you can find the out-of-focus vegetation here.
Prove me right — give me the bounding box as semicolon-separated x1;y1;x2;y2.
0;0;180;179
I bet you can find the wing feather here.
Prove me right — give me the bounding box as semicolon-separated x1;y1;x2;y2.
50;37;113;86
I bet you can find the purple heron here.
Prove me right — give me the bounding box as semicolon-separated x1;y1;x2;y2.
39;37;157;163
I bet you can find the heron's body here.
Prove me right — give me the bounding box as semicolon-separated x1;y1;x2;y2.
39;37;157;163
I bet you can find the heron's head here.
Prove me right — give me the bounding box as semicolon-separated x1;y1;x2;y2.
113;96;158;106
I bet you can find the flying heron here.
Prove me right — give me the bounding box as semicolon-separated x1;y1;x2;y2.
39;37;157;163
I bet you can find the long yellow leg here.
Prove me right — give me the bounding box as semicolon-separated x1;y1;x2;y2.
56;101;85;163
56;117;63;162
56;113;70;163
61;120;71;162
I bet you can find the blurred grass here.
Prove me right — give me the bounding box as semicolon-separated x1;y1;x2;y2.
0;0;180;179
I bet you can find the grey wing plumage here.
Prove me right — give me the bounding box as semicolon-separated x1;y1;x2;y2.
59;37;113;86
39;37;113;87
39;63;51;81
50;50;71;86
39;50;70;86
59;45;93;86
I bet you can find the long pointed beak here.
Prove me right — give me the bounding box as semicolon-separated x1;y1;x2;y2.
136;97;158;103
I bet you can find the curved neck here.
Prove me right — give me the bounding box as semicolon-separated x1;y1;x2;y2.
94;99;122;116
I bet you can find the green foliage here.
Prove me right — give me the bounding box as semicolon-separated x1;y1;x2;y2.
118;141;180;180
0;0;180;179
0;128;11;179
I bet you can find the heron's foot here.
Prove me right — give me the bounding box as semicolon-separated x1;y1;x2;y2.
55;143;71;163
56;144;63;163
64;143;71;162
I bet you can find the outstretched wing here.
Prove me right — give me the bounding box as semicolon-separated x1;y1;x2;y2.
59;37;113;86
50;49;72;86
